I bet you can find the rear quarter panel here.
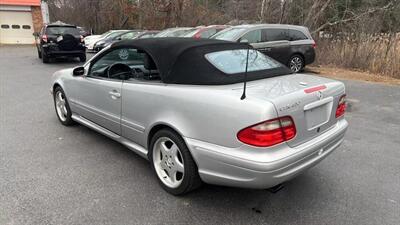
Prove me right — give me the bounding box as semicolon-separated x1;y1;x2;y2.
289;40;316;65
121;81;278;149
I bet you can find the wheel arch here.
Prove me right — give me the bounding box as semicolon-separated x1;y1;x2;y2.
289;52;305;63
52;81;72;102
146;122;186;151
52;83;62;93
146;122;200;164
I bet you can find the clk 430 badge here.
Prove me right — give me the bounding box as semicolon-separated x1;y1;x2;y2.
279;101;301;112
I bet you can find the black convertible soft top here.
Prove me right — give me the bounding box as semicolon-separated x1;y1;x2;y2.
112;38;290;85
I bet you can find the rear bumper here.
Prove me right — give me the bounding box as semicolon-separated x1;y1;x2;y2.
43;44;85;57
304;48;316;65
45;50;85;57
185;119;348;189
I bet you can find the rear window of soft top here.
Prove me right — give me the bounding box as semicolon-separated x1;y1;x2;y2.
205;49;282;74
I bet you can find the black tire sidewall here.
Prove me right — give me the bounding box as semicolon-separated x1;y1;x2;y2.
53;87;74;126
149;129;201;195
42;50;49;63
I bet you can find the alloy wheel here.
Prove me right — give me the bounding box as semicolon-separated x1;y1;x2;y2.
289;56;303;73
153;137;185;188
55;91;68;122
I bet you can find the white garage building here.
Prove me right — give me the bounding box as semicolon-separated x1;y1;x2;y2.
0;0;44;44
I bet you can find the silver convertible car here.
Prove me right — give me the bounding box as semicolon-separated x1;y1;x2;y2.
50;38;348;195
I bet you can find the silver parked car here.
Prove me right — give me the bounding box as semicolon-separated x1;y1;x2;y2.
51;38;348;195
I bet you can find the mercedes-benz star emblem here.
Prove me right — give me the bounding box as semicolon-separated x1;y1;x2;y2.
317;91;323;100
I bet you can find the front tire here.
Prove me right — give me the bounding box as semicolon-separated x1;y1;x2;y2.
149;129;202;195
288;54;304;73
53;86;75;126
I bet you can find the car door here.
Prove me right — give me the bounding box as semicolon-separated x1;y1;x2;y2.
239;28;285;63
119;50;149;146
71;48;132;135
238;29;268;56
259;28;291;64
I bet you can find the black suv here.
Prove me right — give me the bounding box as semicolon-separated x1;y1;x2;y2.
211;24;316;73
35;22;86;63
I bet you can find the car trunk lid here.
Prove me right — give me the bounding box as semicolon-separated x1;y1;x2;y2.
245;74;345;147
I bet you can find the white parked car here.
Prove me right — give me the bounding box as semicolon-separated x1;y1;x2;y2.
83;35;101;50
84;30;129;51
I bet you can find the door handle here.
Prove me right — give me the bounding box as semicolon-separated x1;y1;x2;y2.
109;90;121;99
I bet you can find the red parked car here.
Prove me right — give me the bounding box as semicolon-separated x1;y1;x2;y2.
183;25;230;39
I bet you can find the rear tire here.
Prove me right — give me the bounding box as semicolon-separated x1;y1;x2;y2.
42;51;49;63
288;54;304;73
149;129;202;195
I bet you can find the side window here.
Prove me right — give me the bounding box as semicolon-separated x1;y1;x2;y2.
12;25;20;29
1;24;10;29
90;48;144;79
288;29;308;41
240;29;262;43
120;32;136;40
200;29;217;38
263;29;288;42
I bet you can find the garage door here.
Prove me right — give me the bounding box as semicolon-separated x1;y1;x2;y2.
0;10;35;44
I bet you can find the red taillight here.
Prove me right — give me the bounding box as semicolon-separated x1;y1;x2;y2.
335;94;346;118
312;41;316;48
42;34;48;43
237;116;296;147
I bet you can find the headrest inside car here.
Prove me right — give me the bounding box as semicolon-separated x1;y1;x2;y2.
143;54;157;70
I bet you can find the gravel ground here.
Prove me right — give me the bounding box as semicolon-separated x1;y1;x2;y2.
1;45;399;225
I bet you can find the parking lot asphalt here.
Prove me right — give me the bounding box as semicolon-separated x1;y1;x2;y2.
0;45;399;225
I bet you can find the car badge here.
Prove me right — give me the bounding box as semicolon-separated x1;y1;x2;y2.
317;91;323;100
118;49;129;60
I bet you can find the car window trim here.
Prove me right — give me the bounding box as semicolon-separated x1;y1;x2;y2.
85;74;123;82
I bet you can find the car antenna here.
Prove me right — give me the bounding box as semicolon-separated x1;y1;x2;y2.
240;44;250;100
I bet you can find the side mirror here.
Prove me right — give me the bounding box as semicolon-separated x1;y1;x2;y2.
72;66;85;76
